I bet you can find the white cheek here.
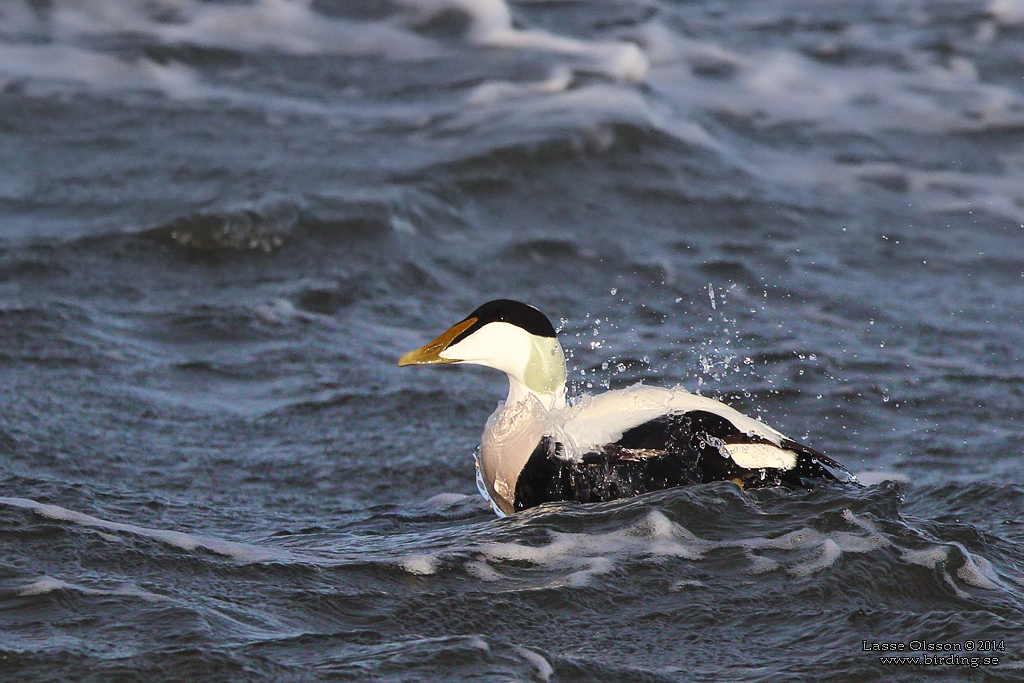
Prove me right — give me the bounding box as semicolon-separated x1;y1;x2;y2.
721;443;797;470
440;322;532;379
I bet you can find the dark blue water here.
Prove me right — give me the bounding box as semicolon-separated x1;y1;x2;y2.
2;1;1024;680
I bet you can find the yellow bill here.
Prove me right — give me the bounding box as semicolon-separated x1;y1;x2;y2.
397;317;477;366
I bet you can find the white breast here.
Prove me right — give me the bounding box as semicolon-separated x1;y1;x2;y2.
479;395;550;516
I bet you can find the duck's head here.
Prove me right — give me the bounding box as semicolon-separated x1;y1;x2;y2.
398;299;567;410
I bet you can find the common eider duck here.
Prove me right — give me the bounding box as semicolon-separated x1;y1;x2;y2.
399;299;857;516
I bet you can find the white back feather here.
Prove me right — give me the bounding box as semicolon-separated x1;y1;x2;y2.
554;383;788;459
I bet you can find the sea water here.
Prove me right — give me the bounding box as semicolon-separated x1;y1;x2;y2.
2;1;1024;680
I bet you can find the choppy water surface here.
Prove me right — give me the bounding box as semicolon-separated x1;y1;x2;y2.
2;0;1024;680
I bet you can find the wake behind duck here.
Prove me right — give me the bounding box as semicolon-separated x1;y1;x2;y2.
399;299;857;516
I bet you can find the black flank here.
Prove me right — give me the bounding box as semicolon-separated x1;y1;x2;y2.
513;411;855;511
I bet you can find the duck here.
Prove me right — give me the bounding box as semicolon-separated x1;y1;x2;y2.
398;299;857;516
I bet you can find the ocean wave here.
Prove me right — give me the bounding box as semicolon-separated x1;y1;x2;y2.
5;476;1024;678
0;495;291;562
347;481;1024;601
5;1;1023;223
145;199;302;253
135;188;466;253
14;479;1017;602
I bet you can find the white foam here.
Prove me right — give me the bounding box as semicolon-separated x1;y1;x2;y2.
172;1;434;58
466;560;504;581
407;0;647;82
0;39;406;113
828;530;889;554
901;545;950;570
0;497;291;564
18;576;167;601
902;543;1007;595
254;298;315;325
0;43;195;97
444;501;1014;592
28;0;436;59
989;0;1024;25
957;552;1003;591
466;66;573;107
833;509;890;552
640;19;1024;221
475;506;900;583
423;492;472;506
400;553;440;575
454;82;721;154
0;1;444;103
565;556;614;587
745;527;824;551
18;576;76;596
481;510;706;586
476;26;647;83
0;0;646;89
659;38;1024;137
515;646;554;682
789;538;843;576
643;509;677;538
484;536;578;565
728;511;895;576
743;550;780;575
467;635;490;652
644;510;704;560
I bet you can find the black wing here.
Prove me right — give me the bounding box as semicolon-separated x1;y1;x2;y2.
512;410;856;512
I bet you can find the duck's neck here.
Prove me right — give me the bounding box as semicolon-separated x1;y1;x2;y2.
507;376;566;411
506;335;567;411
